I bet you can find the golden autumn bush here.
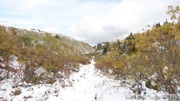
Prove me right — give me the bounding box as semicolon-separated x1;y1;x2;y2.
0;25;93;84
95;5;180;94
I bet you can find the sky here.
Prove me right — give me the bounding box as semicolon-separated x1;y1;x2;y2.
0;0;179;45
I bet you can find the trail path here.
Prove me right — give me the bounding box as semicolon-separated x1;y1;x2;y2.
56;59;132;101
0;59;165;101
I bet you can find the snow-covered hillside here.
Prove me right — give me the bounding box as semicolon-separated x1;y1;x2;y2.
0;60;177;101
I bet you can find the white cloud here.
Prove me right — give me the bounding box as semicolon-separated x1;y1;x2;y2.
42;27;57;34
66;0;178;45
23;0;50;9
0;0;179;45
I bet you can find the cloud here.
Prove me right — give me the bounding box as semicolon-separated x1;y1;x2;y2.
22;0;50;9
42;27;58;34
66;0;179;45
0;0;179;45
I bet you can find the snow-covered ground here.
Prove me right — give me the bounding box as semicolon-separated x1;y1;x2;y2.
0;59;176;101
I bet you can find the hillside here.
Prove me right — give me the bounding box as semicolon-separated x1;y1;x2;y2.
0;23;95;85
95;6;180;95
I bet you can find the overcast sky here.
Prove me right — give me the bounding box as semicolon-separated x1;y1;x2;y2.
0;0;179;45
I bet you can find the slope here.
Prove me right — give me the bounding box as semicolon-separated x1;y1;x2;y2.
0;23;95;85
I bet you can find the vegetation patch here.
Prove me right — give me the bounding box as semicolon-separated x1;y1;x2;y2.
95;5;180;94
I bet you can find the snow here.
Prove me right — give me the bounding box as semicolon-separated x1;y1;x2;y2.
57;60;132;101
34;67;46;77
9;56;21;70
0;59;176;101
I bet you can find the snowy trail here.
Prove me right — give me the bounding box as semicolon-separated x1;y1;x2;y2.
0;59;132;101
0;59;167;101
54;59;132;101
